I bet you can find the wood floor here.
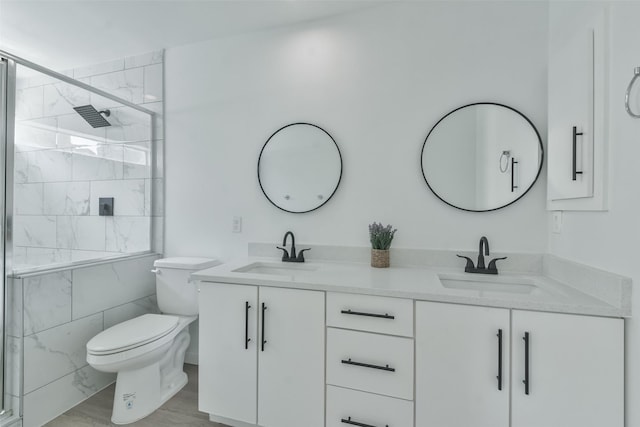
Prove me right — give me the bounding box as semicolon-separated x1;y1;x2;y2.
45;364;227;427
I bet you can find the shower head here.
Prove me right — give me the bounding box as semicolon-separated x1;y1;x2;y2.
73;105;111;128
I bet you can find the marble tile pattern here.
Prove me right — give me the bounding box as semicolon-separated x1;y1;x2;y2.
23;271;72;335
71;255;156;319
23;365;114;427
13;254;160;427
23;313;103;394
105;216;151;253
13;50;164;270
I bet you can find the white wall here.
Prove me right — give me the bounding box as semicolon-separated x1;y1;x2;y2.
164;1;549;260
547;3;640;425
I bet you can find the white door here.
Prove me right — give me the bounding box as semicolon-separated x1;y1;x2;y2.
547;3;606;201
512;310;623;427
416;301;510;427
258;287;325;427
198;283;258;424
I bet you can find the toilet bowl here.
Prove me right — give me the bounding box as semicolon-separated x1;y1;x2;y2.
86;257;219;425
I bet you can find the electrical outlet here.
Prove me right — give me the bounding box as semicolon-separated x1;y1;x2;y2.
552;211;563;234
232;216;242;233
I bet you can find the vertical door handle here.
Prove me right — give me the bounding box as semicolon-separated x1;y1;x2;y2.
496;329;503;390
261;302;267;352
523;332;530;395
572;126;584;181
244;301;251;350
510;158;518;192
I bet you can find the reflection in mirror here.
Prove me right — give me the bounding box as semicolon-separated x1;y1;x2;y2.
258;123;342;213
421;103;543;212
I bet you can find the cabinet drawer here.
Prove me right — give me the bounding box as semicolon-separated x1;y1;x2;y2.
327;328;414;400
327;292;413;337
326;385;413;427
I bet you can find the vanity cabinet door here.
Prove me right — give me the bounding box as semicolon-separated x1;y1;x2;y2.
198;283;258;424
257;286;325;427
416;301;510;427
512;310;623;427
547;2;608;209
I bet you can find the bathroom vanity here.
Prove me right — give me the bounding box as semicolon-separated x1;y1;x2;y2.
193;256;628;427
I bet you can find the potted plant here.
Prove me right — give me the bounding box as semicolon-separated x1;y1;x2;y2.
368;222;397;268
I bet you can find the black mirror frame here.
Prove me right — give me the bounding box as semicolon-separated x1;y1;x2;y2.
420;102;544;212
258;122;343;214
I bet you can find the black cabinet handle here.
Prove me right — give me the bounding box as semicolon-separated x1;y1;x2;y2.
244;301;251;350
341;416;388;427
523;332;530;395
572;126;584;181
496;329;503;391
341;358;395;372
341;309;395;320
511;158;518;192
261;302;267;352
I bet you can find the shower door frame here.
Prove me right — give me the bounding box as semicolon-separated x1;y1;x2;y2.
0;56;13;416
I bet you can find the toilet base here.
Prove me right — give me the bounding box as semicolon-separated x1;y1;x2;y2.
110;327;191;424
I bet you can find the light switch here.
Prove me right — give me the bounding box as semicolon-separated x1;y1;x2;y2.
232;216;242;233
552;211;563;234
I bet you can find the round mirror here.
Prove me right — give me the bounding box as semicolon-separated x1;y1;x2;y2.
258;123;342;213
421;103;543;212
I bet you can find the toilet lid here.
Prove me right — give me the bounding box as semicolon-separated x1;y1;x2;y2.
87;314;179;355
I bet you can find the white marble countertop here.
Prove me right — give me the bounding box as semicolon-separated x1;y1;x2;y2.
192;257;628;318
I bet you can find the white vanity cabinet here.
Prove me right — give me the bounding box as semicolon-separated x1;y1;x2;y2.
326;292;415;427
198;283;325;427
416;301;510;427
547;2;608;210
511;310;623;427
416;302;623;427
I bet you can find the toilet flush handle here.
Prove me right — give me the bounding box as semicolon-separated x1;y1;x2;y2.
151;269;161;275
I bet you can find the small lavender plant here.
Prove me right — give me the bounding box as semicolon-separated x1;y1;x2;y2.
369;222;397;250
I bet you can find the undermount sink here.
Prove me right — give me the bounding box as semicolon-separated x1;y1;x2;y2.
438;273;536;294
232;261;319;276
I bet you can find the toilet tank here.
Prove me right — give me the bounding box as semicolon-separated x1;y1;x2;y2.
153;257;220;315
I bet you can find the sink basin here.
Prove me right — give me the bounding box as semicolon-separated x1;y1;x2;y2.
438;273;536;294
232;262;318;276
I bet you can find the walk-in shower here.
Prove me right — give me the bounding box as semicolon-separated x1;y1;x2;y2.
0;50;157;426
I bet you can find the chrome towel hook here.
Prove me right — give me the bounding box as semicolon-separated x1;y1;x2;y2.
499;150;511;173
625;66;640;118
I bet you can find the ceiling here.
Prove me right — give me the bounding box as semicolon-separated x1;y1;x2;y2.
0;0;378;71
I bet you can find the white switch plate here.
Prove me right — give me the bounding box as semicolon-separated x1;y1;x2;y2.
232;216;242;233
552;211;563;234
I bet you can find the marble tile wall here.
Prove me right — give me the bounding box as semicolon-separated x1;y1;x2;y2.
13;51;164;271
11;254;160;427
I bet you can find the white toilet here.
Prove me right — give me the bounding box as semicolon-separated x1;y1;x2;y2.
86;257;219;425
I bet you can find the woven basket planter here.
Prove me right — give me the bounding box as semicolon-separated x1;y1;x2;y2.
371;249;390;268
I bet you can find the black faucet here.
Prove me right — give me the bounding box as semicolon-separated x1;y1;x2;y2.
477;236;489;269
456;236;507;275
276;231;310;263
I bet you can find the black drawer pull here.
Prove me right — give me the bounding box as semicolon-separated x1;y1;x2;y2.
261;303;267;352
572;126;584;181
496;329;503;390
245;301;251;350
341;416;388;427
341;358;395;372
341;309;395;319
523;331;530;395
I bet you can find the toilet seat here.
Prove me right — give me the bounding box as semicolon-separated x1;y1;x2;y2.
87;314;179;356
